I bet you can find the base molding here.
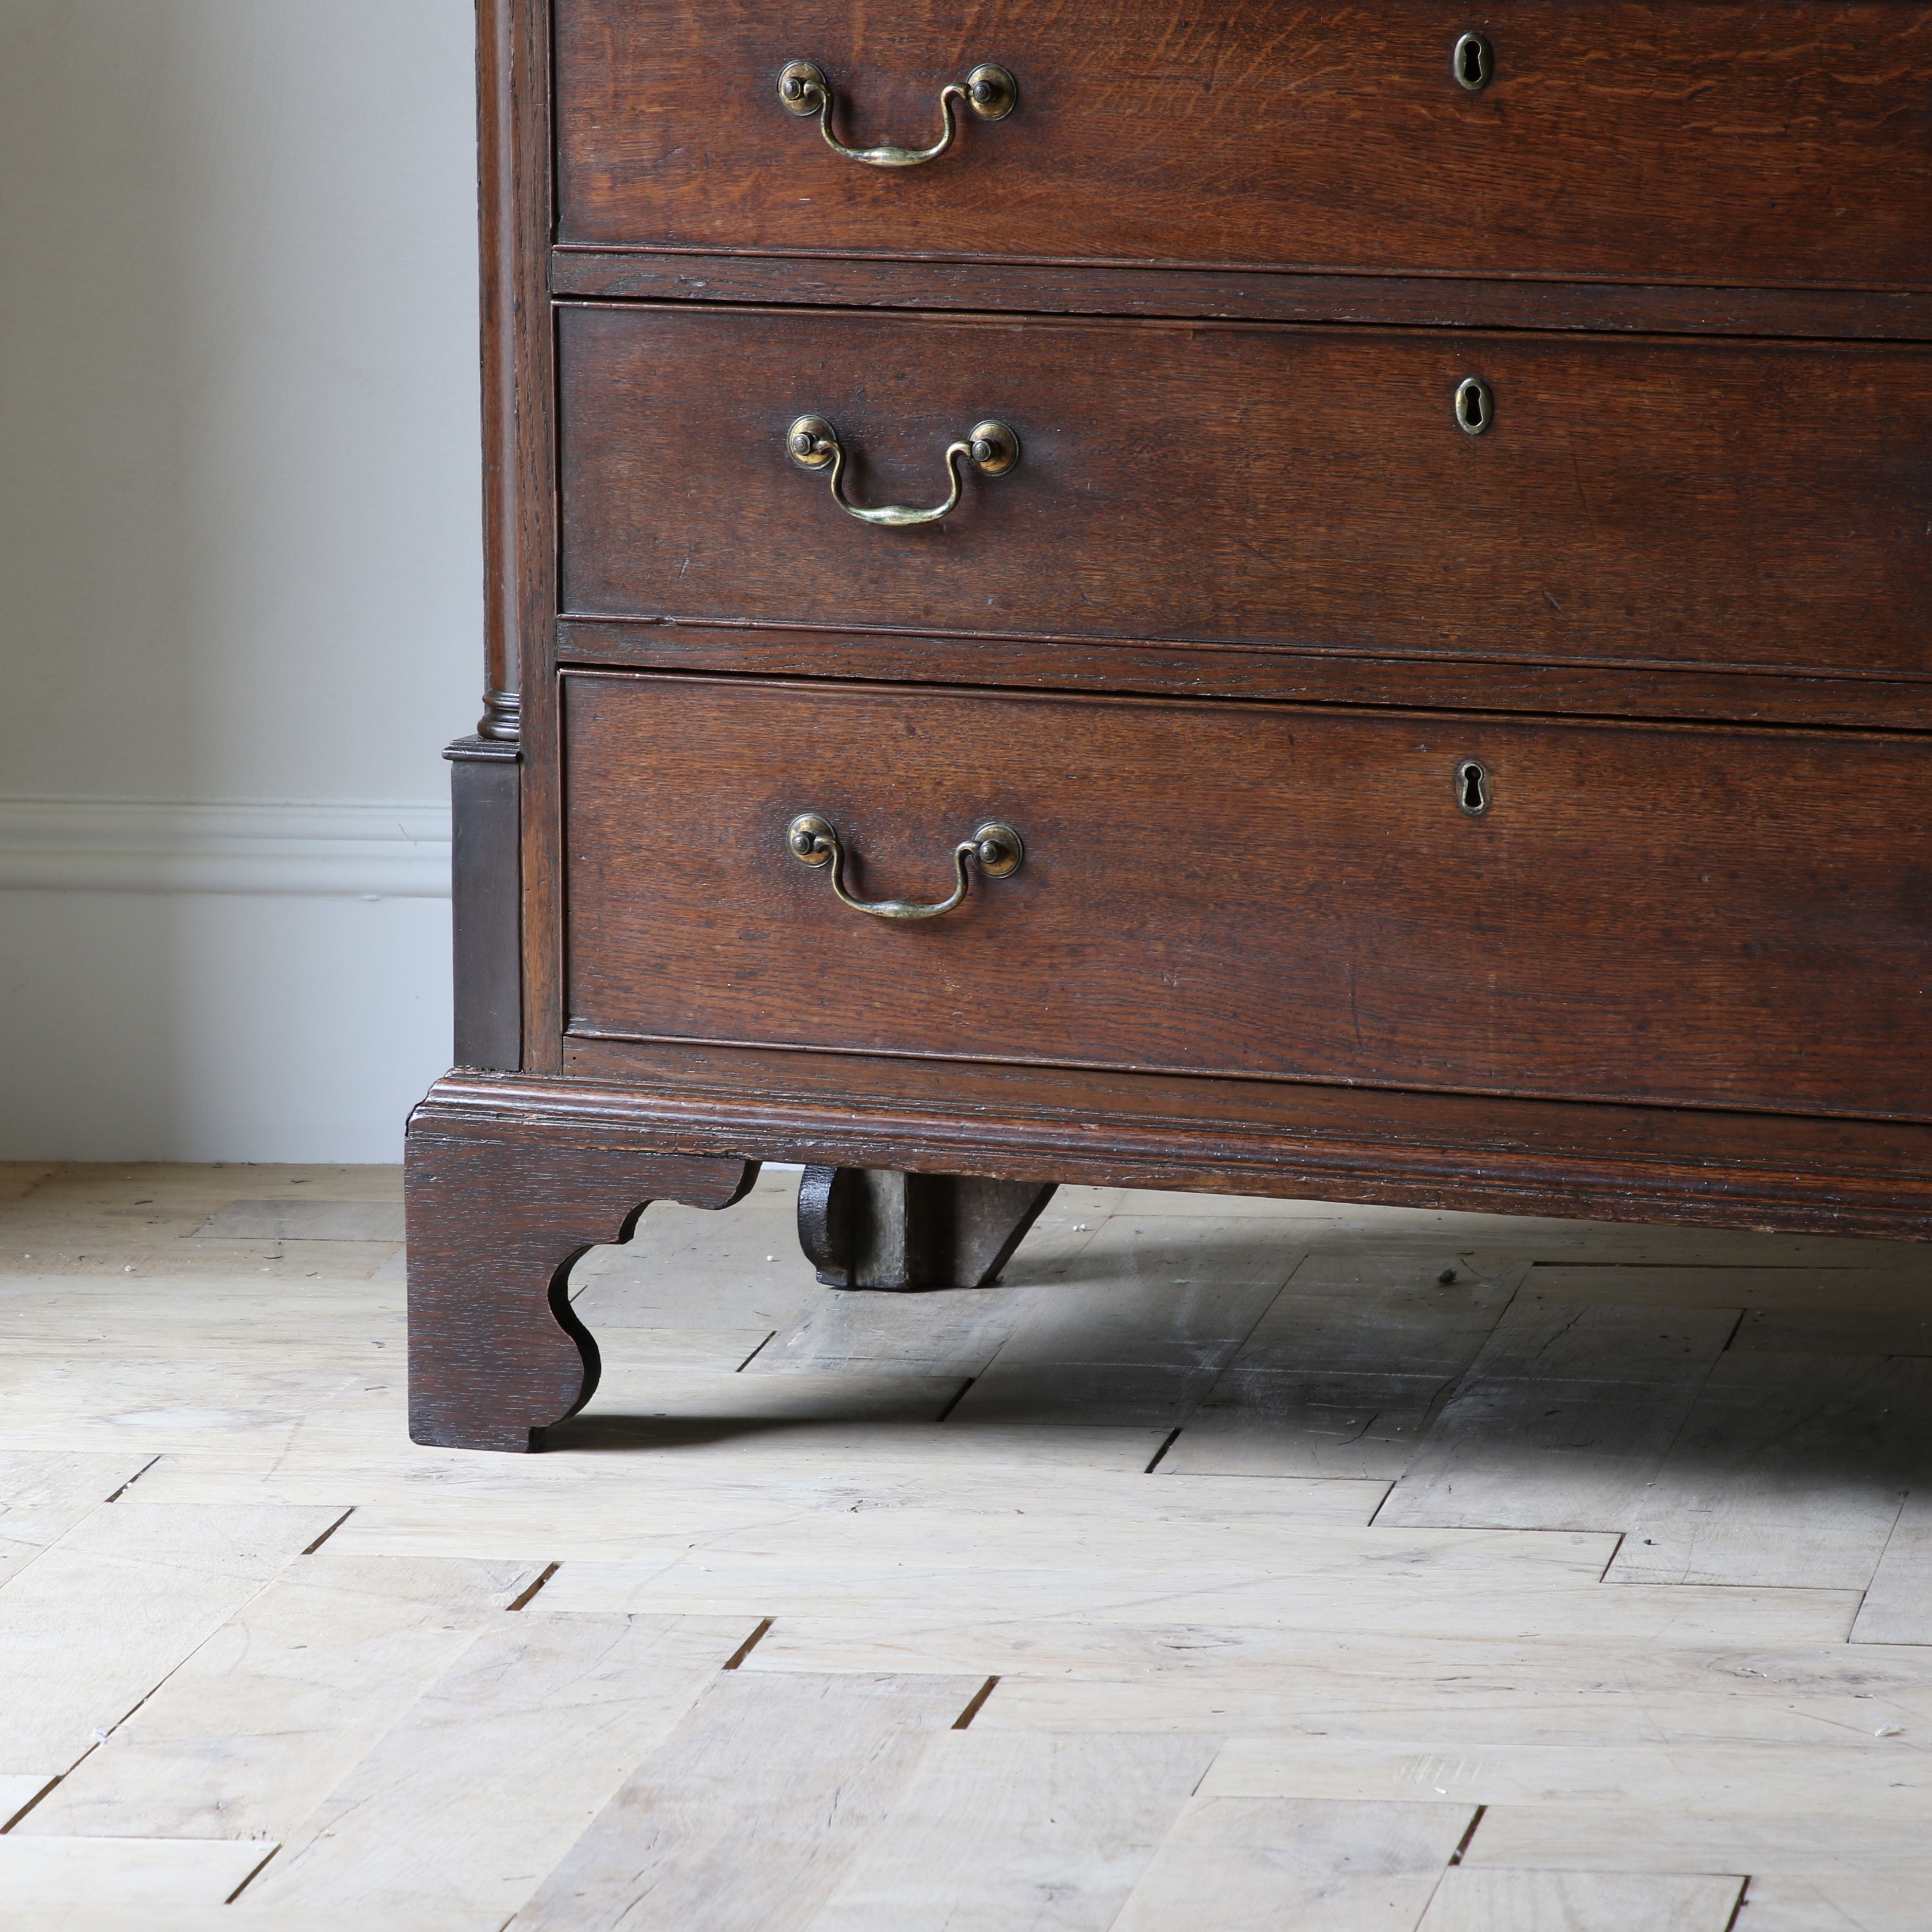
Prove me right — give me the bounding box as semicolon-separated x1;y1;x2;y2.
413;1066;1932;1241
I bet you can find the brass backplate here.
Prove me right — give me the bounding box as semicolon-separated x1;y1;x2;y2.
787;812;837;864
965;419;1021;477
787;415;839;469
776;59;828;114
964;64;1018;120
971;822;1025;876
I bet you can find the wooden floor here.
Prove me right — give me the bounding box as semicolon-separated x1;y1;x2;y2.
2;1164;1929;1931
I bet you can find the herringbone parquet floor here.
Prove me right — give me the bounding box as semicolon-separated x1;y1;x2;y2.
1;1161;1927;1930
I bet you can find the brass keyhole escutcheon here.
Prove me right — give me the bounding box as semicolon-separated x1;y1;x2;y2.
1453;31;1495;91
1455;758;1490;816
1454;377;1494;436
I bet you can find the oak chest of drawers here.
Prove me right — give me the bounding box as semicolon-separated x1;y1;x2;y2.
409;1;1932;1451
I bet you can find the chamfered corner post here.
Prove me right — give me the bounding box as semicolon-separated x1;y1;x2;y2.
446;727;522;1071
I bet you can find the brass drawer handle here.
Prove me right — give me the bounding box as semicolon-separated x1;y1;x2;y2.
776;59;1016;168
787;813;1024;922
787;414;1019;528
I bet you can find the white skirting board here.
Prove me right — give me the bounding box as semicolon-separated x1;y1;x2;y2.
0;800;452;898
0;800;453;1163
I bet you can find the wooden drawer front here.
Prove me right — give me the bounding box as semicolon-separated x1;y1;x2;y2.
562;673;1932;1122
555;2;1932;288
558;306;1932;682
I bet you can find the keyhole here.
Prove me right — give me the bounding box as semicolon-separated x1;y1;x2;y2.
1456;758;1489;815
1455;376;1493;436
1453;31;1494;91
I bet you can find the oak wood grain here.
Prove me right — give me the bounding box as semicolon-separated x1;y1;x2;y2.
404;1105;758;1451
477;0;562;1062
557;619;1932;736
440;1060;1932;1237
554;1;1932;289
0;1501;343;1775
561;673;1932;1122
253;1613;759;1921
549;249;1932;343
507;1671;984;1932
557;304;1932;681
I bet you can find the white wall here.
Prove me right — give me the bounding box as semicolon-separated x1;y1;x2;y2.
0;2;482;1160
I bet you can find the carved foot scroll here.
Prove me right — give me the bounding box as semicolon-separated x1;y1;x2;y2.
798;1168;1057;1290
406;1102;757;1451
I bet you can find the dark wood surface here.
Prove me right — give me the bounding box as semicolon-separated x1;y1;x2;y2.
552;249;1932;345
796;1167;1057;1287
413;0;1932;1457
557;303;1932;682
432;1065;1932;1239
554;1;1932;288
558;619;1932;736
406;1098;758;1450
476;0;553;740
564;1035;1932;1195
477;0;567;1065
562;671;1932;1121
446;737;523;1070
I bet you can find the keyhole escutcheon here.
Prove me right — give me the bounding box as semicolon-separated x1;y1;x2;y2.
1456;758;1490;816
1455;377;1493;436
1453;31;1495;91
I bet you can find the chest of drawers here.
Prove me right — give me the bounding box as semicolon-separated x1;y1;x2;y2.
408;1;1932;1452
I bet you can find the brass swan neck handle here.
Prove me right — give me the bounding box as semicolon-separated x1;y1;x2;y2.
776;59;1016;168
786;415;1019;528
787;814;1024;922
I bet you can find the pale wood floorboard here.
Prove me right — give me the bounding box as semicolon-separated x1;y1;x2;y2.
1462;1806;1932;1871
1731;1871;1932;1930
18;1553;542;1840
27;1910;490;1932
947;1215;1305;1425
1415;1867;1744;1931
249;1612;757;1921
744;1282;1040;1379
1194;1734;1930;1812
1600;1351;1930;1589
509;1670;984;1932
741;1622;1932;1729
0;1451;158;1585
974;1672;1932;1747
535;1558;1856;1643
0;1497;342;1775
0;1774;55;1829
1164;1254;1525;1479
2;1162;1928;1921
1528;1262;1932;1311
0;1833;276;1908
1375;1302;1742;1534
804;1730;1218;1932
1112;1795;1473;1932
1851;1487;1932;1644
